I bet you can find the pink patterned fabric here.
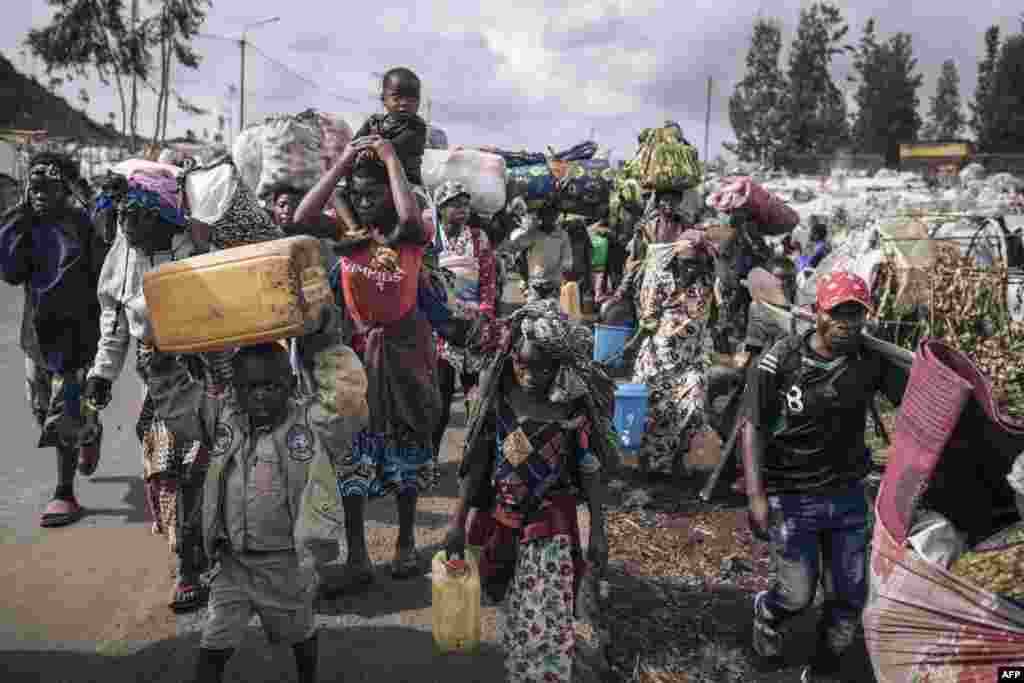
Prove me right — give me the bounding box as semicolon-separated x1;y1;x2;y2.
706;176;799;228
128;170;181;212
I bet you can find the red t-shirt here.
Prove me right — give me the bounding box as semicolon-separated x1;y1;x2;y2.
333;214;435;326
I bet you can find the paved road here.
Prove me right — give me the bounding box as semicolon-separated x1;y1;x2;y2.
0;280;531;682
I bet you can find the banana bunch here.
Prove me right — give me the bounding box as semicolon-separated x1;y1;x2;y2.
643;140;702;192
625;126;703;193
609;174;643;230
949;523;1024;600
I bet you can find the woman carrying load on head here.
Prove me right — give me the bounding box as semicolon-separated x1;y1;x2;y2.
620;193;717;479
86;166;230;613
445;298;614;683
429;180;498;457
294;134;443;590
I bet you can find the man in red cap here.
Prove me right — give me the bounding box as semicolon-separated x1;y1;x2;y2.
741;270;906;682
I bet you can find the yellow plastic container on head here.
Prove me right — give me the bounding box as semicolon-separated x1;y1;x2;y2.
431;548;481;655
143;235;331;354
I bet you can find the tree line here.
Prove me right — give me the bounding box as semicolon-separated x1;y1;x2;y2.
727;2;1024;169
23;0;211;149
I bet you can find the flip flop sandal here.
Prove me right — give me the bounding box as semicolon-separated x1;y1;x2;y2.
39;498;84;528
318;565;375;599
168;582;206;613
391;549;424;580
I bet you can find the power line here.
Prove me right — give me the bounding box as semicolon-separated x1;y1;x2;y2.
247;42;361;105
197;30;361;106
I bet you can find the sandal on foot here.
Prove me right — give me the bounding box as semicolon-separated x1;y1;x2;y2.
168;581;206;613
391;548;423;579
40;498;84;528
318;564;375;598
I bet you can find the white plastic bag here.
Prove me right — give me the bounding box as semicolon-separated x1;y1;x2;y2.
907;511;966;570
422;148;507;216
232;124;265;195
184;163;238;225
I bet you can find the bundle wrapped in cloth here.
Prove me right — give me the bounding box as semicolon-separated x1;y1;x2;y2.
706;176;799;234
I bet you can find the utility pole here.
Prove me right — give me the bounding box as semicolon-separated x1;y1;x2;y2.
238;37;246;133
704;76;712;164
129;0;138;151
239;17;280;134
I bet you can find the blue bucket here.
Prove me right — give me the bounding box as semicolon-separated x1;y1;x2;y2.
594;324;635;366
614;383;648;452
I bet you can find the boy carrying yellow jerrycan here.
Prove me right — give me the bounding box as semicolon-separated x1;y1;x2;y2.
431;548;482;655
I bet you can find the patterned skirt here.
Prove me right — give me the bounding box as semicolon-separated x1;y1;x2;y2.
136;345;218;552
500;535;577;683
632;333;708;474
335;428;439;498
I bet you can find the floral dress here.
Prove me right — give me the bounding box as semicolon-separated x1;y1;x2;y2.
468;396;601;683
632;252;714;474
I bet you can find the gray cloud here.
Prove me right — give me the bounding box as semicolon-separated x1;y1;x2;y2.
5;0;1024;160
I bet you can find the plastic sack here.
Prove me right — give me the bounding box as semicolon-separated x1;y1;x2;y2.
906;510;966;570
422;148;507;216
257;110;323;199
232;125;265;196
431;549;481;655
317;111;352;172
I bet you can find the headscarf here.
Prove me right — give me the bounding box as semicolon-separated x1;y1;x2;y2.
432;180;472;256
434;180;470;210
463;299;619;471
125;170;185;226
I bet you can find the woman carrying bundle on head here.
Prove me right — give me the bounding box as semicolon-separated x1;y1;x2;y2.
620;190;718;480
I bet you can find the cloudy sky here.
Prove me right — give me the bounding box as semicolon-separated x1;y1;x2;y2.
4;1;1023;162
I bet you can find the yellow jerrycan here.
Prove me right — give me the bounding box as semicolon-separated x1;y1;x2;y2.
431;548;482;655
560;280;582;320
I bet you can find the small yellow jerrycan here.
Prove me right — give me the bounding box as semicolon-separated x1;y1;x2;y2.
431;548;482;655
560;280;583;320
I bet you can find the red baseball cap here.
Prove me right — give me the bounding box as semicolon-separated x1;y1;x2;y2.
815;270;873;313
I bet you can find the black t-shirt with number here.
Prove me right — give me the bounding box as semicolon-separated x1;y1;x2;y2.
744;331;906;494
743;301;789;356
